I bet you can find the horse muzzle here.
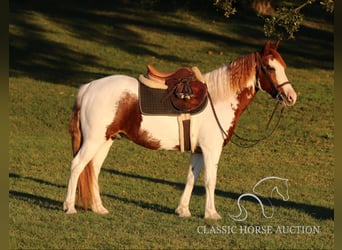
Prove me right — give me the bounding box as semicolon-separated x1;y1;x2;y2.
277;82;297;106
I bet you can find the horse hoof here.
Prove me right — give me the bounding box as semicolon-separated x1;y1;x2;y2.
92;205;109;215
63;202;77;214
65;208;77;214
175;206;191;218
204;211;222;220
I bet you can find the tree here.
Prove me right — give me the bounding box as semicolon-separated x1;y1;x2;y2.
213;0;334;40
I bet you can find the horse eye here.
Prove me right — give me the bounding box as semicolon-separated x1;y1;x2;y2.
266;66;275;72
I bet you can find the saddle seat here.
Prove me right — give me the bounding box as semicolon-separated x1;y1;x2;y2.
147;65;194;83
145;65;208;112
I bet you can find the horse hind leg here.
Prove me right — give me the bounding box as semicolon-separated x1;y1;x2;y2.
90;139;113;214
63;140;104;214
176;153;203;217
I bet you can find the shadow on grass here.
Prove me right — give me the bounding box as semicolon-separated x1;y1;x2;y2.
9;170;333;220
9;190;62;211
103;193;175;215
9;173;65;211
10;0;333;86
103;168;334;220
9;173;66;189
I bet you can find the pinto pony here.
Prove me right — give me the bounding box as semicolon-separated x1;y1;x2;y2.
63;41;297;219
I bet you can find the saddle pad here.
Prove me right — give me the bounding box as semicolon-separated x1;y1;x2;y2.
139;81;208;115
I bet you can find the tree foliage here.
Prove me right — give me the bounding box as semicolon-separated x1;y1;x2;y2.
214;0;334;40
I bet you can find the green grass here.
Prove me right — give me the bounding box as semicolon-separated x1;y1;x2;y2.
9;1;333;249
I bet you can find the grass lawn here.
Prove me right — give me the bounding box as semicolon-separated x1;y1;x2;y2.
9;1;333;249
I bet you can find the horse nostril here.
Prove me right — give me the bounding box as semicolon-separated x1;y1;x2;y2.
287;93;297;105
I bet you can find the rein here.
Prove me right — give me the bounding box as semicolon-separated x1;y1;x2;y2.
208;92;285;148
230;102;285;148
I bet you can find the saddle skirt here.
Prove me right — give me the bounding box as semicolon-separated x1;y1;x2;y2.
140;65;208;113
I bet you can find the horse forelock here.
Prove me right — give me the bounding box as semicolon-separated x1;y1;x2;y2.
266;49;286;69
204;53;256;102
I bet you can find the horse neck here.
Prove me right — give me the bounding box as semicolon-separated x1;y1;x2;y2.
204;53;258;106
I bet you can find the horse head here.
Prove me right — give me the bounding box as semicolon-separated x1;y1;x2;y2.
256;40;297;106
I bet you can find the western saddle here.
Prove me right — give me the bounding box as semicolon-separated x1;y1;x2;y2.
141;65;208;112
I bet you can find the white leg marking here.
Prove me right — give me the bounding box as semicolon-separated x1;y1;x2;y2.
91;140;113;214
63;140;104;214
176;153;203;217
203;148;223;220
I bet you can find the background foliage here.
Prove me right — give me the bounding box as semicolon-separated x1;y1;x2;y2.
215;0;334;39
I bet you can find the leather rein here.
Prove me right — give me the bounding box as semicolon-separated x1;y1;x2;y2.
208;52;292;148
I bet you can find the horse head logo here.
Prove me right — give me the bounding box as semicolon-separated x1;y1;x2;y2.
229;176;289;222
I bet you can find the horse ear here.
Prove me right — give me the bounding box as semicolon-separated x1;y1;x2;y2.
262;40;271;54
273;40;280;50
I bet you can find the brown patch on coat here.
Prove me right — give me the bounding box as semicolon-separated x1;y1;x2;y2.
224;87;256;146
106;92;161;150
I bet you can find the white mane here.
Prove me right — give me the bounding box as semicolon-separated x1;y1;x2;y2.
204;53;257;103
203;65;231;102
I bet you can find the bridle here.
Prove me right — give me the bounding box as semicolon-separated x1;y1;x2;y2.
254;51;292;104
207;51;293;148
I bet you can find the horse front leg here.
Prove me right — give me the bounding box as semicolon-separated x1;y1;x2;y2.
176;153;203;217
203;146;223;220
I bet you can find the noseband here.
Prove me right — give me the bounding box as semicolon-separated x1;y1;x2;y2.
255;52;292;104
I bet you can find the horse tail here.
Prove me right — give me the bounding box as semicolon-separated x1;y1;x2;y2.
69;98;81;157
69;83;88;156
69;84;94;211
